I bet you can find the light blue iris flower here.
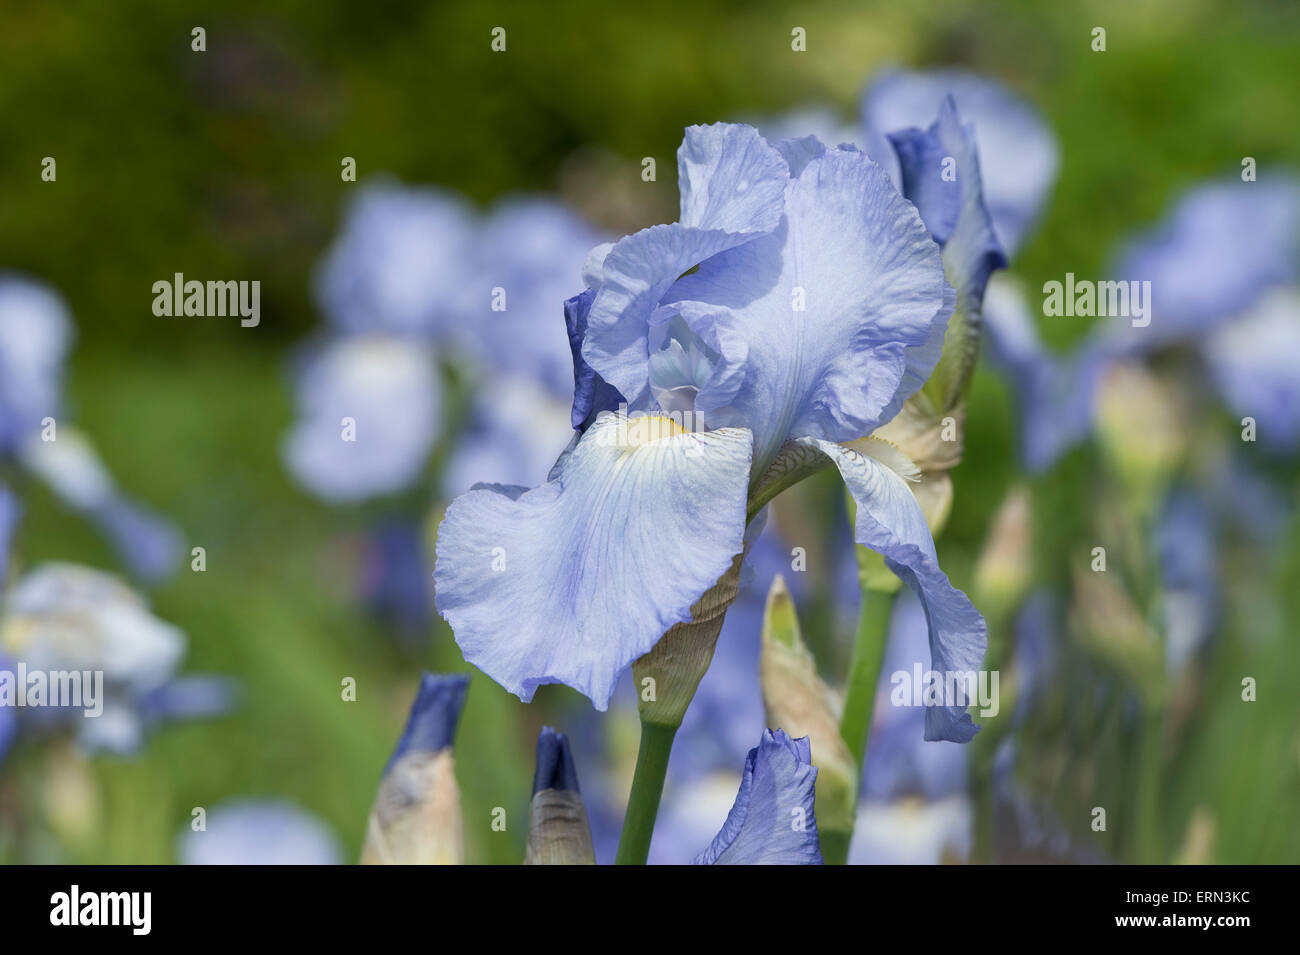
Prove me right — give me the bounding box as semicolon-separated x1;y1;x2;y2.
178;799;343;865
862;69;1059;257
436;123;987;742
693;728;822;865
0;275;180;582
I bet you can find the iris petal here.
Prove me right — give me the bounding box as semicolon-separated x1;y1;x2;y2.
795;437;986;741
582;124;789;412
862;69;1059;256
693;728;822;865
889;96;1007;413
668;146;953;473
434;411;753;709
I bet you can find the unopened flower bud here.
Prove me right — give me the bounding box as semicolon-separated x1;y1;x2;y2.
361;672;468;865
524;727;595;865
759;575;858;853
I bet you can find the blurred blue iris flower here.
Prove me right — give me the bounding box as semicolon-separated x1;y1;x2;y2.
984;175;1300;471
286;182;603;503
284;181;603;632
436;122;987;743
0;563;235;755
0;275;181;583
178;799;342;865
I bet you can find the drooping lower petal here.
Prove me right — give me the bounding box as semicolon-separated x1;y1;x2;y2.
434;411;753;710
693;728;822;865
795;437;986;742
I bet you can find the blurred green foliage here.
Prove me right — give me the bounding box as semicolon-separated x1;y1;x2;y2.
1;0;1297;863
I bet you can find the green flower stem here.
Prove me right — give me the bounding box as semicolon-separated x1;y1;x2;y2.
1134;696;1165;864
615;721;678;865
825;585;897;864
958;589;1015;862
819;828;853;866
840;587;897;773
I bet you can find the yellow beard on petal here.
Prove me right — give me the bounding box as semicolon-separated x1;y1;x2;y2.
620;414;687;448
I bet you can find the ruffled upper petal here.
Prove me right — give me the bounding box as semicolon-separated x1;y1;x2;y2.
692;728;822;865
582;124;789;411
434;411;753;709
862;69;1059;257
666;145;954;473
796;437;986;741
